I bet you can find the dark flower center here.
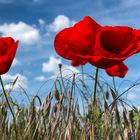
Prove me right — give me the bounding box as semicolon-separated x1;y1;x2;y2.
100;27;133;54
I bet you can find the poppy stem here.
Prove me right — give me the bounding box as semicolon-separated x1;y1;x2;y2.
0;76;17;140
93;67;99;106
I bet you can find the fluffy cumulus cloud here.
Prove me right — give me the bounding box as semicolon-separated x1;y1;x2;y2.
35;76;46;81
0;22;40;45
48;15;76;32
1;73;27;90
42;56;61;73
42;56;79;78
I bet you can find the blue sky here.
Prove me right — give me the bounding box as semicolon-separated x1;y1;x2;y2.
1;0;140;106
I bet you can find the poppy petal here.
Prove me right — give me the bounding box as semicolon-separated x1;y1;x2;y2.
105;62;128;78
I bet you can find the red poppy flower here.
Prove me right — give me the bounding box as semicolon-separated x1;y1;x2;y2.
54;16;140;78
0;37;18;74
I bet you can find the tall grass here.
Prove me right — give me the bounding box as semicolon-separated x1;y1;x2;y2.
0;66;140;140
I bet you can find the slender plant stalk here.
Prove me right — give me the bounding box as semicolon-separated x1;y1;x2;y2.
33;95;47;134
66;74;75;125
0;76;17;140
81;66;86;116
93;82;140;124
81;66;85;94
58;64;68;124
58;64;66;94
113;77;117;93
93;67;99;106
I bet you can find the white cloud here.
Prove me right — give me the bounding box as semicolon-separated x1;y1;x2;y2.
42;56;61;73
0;22;40;45
1;73;27;90
42;56;80;78
12;58;20;67
0;0;12;3
124;86;140;101
127;93;137;100
121;0;140;6
35;76;46;81
33;0;41;3
38;19;46;25
49;15;76;32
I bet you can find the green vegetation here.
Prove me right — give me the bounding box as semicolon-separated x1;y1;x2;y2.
0;66;140;140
